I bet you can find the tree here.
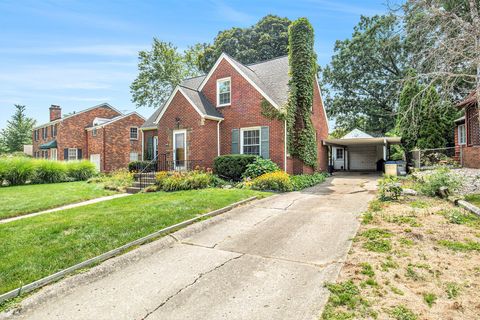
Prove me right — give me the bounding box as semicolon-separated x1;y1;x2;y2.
1;105;36;153
322;14;407;135
403;0;480;101
130;39;202;108
197;15;291;73
287;18;318;169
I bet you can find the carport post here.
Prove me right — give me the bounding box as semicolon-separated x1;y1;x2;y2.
383;139;387;161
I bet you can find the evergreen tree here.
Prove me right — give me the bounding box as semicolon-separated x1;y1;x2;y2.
1;105;36;153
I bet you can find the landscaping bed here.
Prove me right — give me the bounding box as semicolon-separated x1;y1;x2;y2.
0;182;116;220
0;188;268;297
322;195;480;320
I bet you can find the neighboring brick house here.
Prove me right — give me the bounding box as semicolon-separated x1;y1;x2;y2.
454;91;480;168
143;53;329;174
32;103;145;172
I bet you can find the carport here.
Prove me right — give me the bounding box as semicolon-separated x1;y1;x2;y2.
323;129;402;171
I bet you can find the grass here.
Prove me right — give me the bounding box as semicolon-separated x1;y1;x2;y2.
360;228;393;253
465;194;480;207
390;305;418;320
423;293;437;307
445;282;460;299
0;182;116;220
0;188;268;295
438;208;480;227
438;239;480;252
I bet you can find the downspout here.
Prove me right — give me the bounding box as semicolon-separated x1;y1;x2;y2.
284;120;287;172
217;119;223;156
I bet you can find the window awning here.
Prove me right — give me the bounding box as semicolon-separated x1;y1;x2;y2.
39;140;57;149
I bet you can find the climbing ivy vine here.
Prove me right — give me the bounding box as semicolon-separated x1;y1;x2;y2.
286;18;318;169
260;98;286;121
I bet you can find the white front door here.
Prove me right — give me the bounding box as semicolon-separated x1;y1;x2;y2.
90;154;101;171
51;148;57;161
333;147;345;170
173;130;187;170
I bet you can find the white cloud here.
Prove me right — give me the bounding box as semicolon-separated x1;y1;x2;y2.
211;0;254;24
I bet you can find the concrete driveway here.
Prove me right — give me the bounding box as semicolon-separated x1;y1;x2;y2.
5;173;378;320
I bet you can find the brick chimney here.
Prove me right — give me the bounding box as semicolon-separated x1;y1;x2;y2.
49;105;62;121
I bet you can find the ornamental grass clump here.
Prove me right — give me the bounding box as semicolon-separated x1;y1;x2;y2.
32;159;68;184
0;156;35;185
156;170;214;192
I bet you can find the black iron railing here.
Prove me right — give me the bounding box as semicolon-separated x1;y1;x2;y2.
131;155;204;189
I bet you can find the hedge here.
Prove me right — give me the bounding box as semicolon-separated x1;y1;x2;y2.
213;154;257;181
128;160;157;172
0;157;97;186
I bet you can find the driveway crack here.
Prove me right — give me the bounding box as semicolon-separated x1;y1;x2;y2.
140;253;244;319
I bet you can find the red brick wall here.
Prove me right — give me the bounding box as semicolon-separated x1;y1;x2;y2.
463;145;480;168
312;78;329;171
157;92;217;168
32;106;120;160
202;59;287;170
102;114;144;172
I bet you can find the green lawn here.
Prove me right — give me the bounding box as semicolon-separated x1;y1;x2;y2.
0;188;268;295
0;182;116;220
465;194;480;208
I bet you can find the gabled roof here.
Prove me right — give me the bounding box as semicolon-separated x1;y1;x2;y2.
85;112;145;131
342;129;374;139
33;103;122;129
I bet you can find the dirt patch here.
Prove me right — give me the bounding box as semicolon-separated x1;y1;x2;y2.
322;196;480;319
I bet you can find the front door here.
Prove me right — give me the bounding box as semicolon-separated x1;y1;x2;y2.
153;136;158;160
173;130;186;170
51;148;58;161
333;147;345;170
90;154;101;171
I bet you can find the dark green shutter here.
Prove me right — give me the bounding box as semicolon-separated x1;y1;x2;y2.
260;126;270;159
77;149;82;160
64;148;68;161
231;129;240;154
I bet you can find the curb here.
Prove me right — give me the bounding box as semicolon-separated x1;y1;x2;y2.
0;196;258;305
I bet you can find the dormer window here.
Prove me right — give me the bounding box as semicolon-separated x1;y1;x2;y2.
217;77;231;107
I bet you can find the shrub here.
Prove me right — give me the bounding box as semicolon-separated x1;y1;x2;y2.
0;157;35;185
128;160;156;172
89;169;133;192
213;154;256;181
32;159;68;184
378;175;402;201
242;157;280;179
419;167;461;197
250;171;293;192
156;170;214;192
66;160;97;181
291;172;328;190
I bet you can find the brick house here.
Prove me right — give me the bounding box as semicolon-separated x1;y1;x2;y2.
454;91;480;168
142;53;329;174
32;103;145;172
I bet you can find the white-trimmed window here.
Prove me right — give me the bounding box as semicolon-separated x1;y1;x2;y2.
217;77;231;106
336;148;344;159
51;148;57;161
68;148;78;161
92;128;97;137
130;127;138;140
129;152;139;162
458;124;466;145
241;128;261;156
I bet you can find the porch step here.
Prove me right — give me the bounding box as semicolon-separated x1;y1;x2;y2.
132;182;155;188
126;187;141;194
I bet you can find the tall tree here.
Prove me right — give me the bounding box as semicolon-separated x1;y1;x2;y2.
1;105;36;152
322;14;407;135
130;39;202;108
198;15;291;73
287;18;318;169
403;0;480;101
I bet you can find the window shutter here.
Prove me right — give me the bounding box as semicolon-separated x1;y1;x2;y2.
231;129;240;154
64;148;69;161
260;126;270;159
77;149;82;160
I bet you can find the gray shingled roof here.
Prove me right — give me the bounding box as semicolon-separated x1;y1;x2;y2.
143;54;291;127
180;86;223;118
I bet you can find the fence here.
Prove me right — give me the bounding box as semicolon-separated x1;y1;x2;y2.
409;147;461;169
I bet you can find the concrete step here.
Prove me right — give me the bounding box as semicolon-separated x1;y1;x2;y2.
126;187;142;194
133;182;155;188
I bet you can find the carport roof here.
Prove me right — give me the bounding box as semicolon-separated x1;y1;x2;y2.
323;136;401;146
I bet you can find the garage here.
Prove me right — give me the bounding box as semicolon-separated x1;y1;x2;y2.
324;129;402;172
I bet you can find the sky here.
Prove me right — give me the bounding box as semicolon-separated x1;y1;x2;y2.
0;0;392;129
